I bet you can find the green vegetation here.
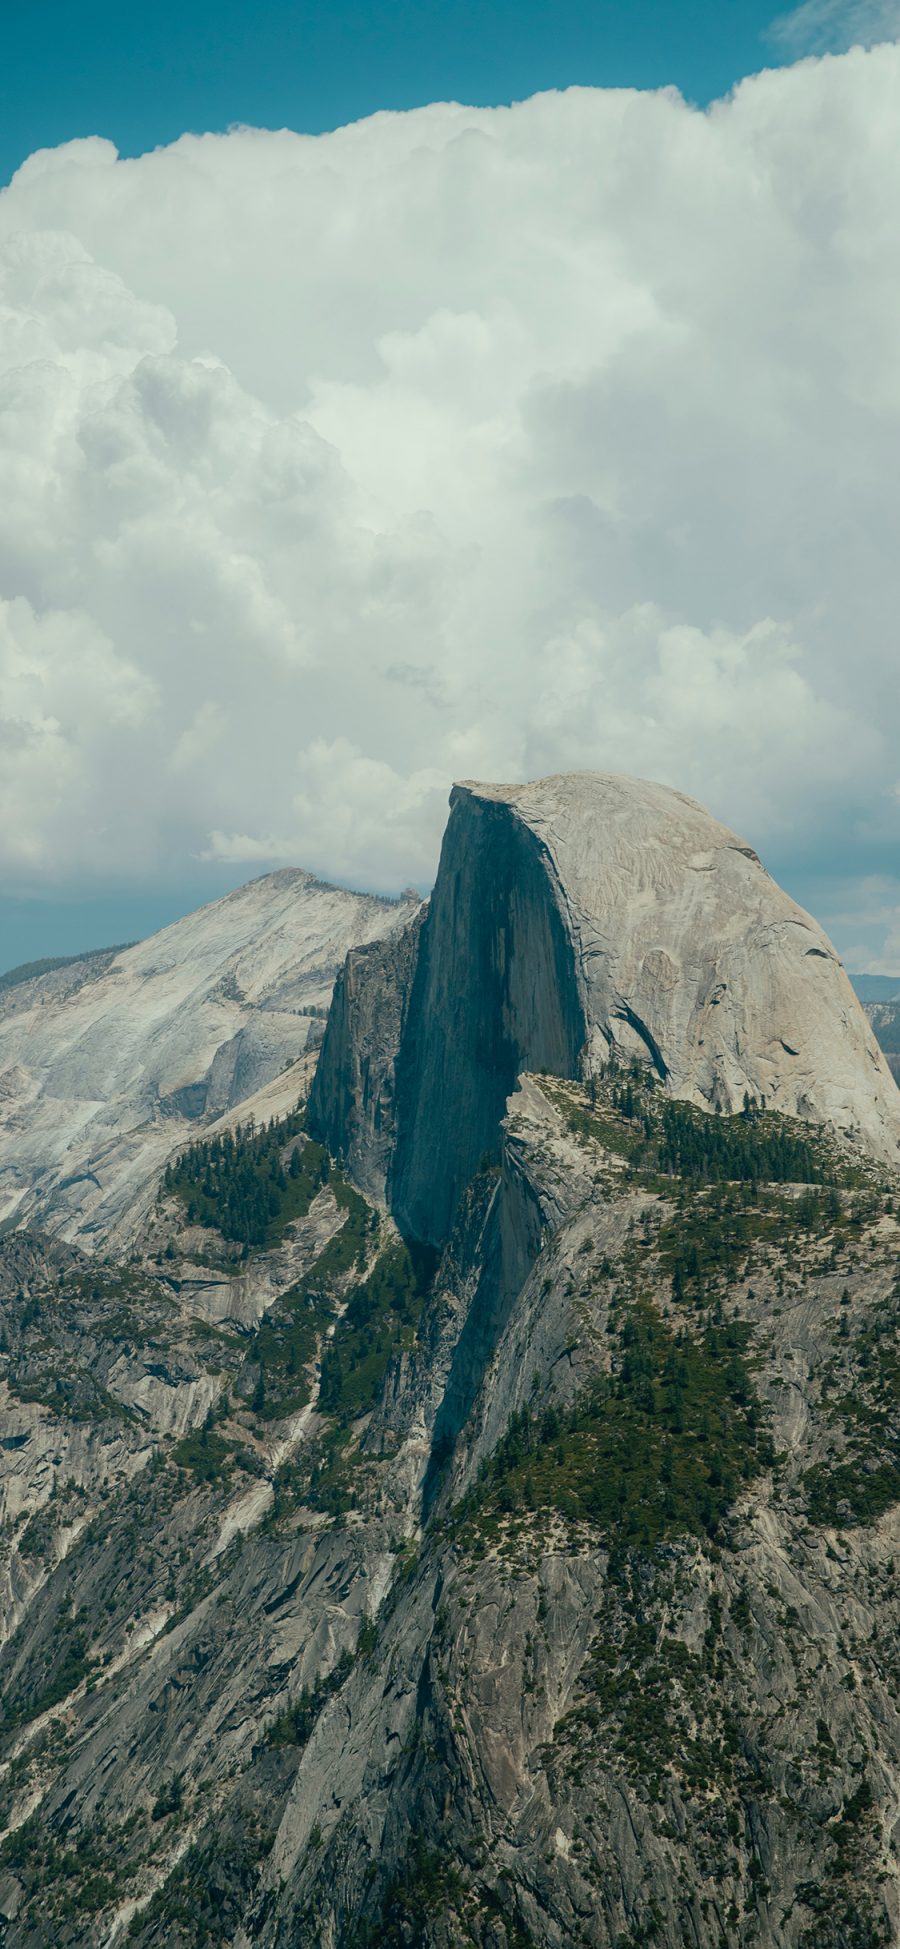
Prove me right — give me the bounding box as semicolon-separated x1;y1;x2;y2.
151;1773;184;1820
267;1645;355;1748
304;1172;371;1282
551;1071;840;1190
266;1419;361;1522
656;1096;824;1184
247;1292;321;1421
0;1609;91;1732
245;1172;374;1421
126;1804;275;1947
1;1260;180;1426
241;1170;433;1432
163;1109;327;1249
171;1418;242;1483
256;1236;436;1511
15;1503;61;1562
656;1179;845;1301
164;1112;391;1430
345;1838;468;1949
804;1290;900;1526
7;1367;135;1424
805;1456;900;1528
795;1777;890;1948
563;1610;760;1805
0;1812;135;1924
456;1300;771;1553
318;1238;436;1420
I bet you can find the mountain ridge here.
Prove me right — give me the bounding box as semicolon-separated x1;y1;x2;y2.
311;771;900;1248
0;869;420;1251
0;774;898;1949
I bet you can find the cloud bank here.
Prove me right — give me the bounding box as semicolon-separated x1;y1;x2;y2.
769;0;900;54
2;53;900;958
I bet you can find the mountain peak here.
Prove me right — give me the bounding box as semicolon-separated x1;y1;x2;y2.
312;772;900;1245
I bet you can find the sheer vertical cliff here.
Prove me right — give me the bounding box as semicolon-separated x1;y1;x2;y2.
311;773;900;1246
389;785;590;1244
307;905;425;1205
2;775;900;1949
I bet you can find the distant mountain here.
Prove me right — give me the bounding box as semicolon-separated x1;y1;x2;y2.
865;999;900;1085
0;870;420;1250
850;972;900;1003
850;976;900;1083
0;947;135;996
1;777;899;1949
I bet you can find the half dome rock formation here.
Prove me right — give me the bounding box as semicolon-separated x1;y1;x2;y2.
310;772;900;1243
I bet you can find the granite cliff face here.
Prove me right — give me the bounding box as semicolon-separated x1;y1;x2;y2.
1;775;899;1949
310;773;900;1243
0;871;419;1251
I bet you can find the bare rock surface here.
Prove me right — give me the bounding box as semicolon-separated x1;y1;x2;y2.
470;774;898;1137
0;870;418;1251
1;777;900;1949
313;773;900;1244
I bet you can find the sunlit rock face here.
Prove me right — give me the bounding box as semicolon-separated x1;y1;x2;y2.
311;772;900;1245
4;774;900;1949
0;870;419;1251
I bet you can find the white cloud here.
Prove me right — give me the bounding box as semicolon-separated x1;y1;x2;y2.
768;0;900;55
0;596;157;868
1;61;900;955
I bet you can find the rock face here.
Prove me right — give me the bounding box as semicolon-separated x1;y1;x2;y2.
308;906;425;1205
0;870;419;1250
311;772;900;1243
2;775;900;1949
3;1074;899;1949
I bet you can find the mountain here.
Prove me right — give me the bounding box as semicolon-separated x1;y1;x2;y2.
866;1002;900;1085
0;949;135;999
846;976;900;1085
0;870;420;1252
854;986;900;1088
0;775;899;1949
850;975;900;1005
310;773;900;1237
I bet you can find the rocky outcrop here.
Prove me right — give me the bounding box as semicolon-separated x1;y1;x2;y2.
236;1075;900;1949
0;870;419;1250
2;775;900;1949
308;905;425;1204
312;773;900;1245
388;783;589;1245
5;1072;892;1949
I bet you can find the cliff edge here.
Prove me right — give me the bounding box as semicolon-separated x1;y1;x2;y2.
310;772;900;1243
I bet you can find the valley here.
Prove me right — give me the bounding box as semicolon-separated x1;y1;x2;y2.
0;774;898;1948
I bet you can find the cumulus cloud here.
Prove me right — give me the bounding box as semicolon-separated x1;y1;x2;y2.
2;60;900;955
768;0;900;55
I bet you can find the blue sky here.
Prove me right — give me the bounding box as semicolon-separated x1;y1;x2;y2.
0;874;256;975
2;0;820;190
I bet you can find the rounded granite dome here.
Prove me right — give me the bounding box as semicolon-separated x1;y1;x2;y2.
454;771;900;1160
311;769;900;1246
